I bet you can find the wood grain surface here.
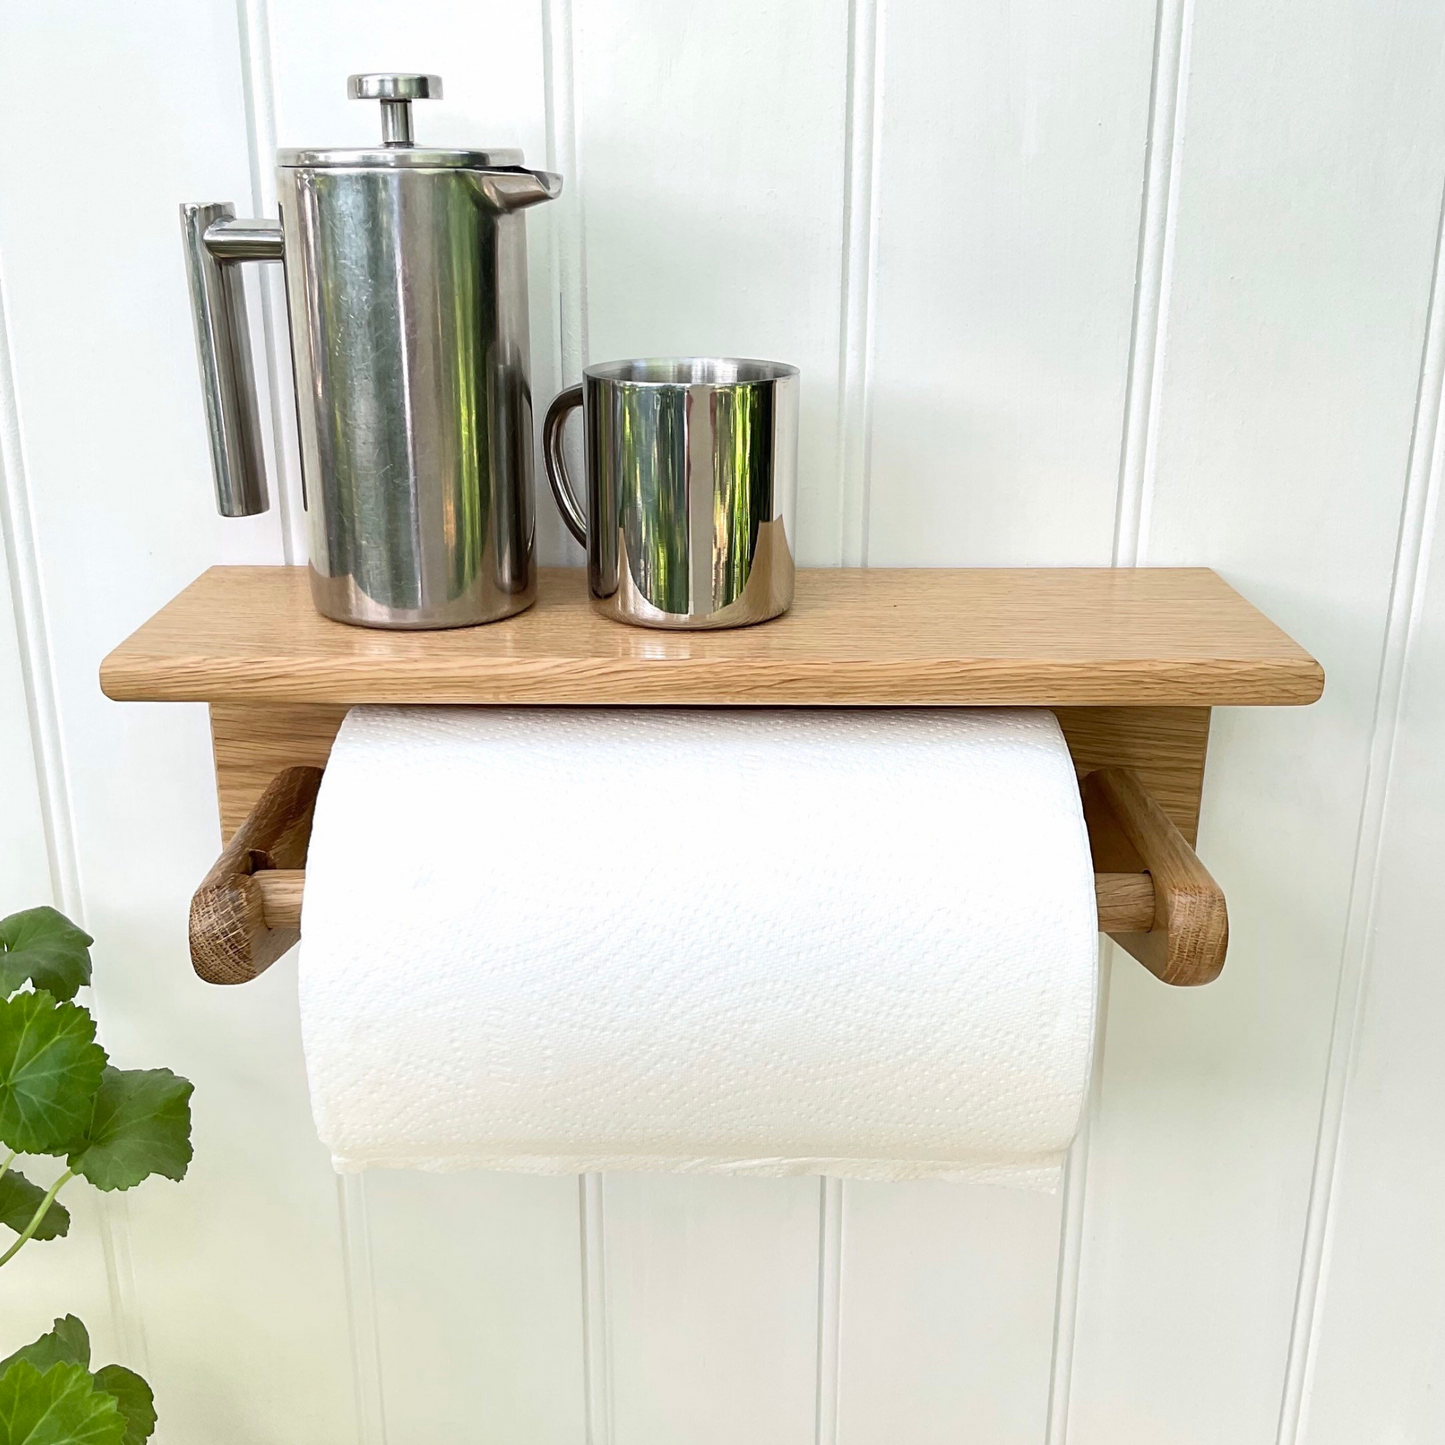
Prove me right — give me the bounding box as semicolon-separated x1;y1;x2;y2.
188;765;322;984
1083;767;1230;985
101;565;1324;708
211;702;347;838
207;701;1213;844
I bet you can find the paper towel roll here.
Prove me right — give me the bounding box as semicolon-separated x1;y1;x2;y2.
299;706;1098;1190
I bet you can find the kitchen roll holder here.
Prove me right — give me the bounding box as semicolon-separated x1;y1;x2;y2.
99;564;1325;995
186;758;1228;989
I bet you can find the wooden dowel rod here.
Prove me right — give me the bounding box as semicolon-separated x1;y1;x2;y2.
253;867;1159;936
255;870;306;930
1096;872;1155;933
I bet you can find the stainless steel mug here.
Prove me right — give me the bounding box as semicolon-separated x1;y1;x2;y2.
543;358;799;629
181;73;561;629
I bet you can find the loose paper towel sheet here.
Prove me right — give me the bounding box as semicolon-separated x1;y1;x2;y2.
299;706;1098;1190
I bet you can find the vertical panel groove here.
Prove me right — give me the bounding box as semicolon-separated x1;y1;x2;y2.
235;0;305;563
1275;171;1445;1445
836;0;884;568
823;2;884;1423
545;3;608;1424
579;1174;612;1445
1044;950;1114;1445
1047;0;1192;1437
0;255;148;1378
339;1175;389;1445
543;0;589;386
1112;0;1194;570
0;275;82;983
814;1178;844;1445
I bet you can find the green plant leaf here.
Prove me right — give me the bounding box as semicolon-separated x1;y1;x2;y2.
0;1332;150;1444
0;1173;69;1242
91;1368;154;1445
0;994;106;1155
0;1360;124;1445
0;910;93;1003
0;1318;89;1375
68;1069;193;1192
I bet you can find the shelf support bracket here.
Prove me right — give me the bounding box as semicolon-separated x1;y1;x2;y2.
189;766;322;984
1084;767;1229;986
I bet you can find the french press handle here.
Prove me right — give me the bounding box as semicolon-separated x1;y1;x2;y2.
180;203;283;517
179;75;441;519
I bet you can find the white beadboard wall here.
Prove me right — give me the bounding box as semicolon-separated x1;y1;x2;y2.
0;1;1442;1441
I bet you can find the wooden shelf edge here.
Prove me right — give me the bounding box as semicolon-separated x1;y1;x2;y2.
99;654;1325;707
99;565;1325;710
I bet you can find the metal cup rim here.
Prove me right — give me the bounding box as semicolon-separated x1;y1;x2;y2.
582;357;799;387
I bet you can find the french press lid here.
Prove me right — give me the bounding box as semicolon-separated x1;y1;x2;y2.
278;73;525;170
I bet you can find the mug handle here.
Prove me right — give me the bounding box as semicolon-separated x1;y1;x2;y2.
543;384;588;547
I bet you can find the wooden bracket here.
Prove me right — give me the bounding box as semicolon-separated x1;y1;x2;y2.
1084;767;1228;985
188;763;1227;988
188;766;322;985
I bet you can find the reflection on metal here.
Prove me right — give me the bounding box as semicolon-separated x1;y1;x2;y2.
280;161;557;628
180;203;280;518
544;358;799;629
613;517;795;629
181;72;562;629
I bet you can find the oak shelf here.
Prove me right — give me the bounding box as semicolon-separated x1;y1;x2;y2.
101;565;1322;708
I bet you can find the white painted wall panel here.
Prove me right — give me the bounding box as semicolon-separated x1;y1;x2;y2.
837;1180;1062;1445
0;540;48;913
864;0;1155;566
366;1171;587;1445
0;339;113;1384
602;1174;822;1445
1298;385;1445;1443
1066;0;1445;1440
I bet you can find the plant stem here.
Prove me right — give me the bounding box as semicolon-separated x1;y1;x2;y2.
0;1150;14;1187
0;1168;73;1267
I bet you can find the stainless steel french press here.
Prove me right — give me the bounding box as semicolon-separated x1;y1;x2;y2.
182;73;561;628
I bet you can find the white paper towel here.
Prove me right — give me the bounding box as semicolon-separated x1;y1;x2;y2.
299;706;1098;1190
